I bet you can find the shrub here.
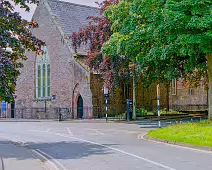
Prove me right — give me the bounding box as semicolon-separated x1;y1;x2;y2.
136;107;148;117
116;113;125;118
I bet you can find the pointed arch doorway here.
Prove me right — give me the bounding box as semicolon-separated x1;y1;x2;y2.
77;95;83;119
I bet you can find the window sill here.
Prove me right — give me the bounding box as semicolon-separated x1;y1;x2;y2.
34;97;52;101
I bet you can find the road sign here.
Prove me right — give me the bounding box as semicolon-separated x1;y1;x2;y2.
52;95;56;100
1;102;7;112
157;84;160;98
104;87;109;95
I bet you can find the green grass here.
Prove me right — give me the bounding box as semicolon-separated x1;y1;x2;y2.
147;120;212;147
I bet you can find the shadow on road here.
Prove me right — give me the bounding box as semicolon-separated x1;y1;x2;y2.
0;140;115;162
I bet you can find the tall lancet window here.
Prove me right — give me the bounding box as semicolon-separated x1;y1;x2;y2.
36;46;50;99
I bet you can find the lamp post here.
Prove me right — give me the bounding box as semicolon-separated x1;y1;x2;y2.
129;62;136;120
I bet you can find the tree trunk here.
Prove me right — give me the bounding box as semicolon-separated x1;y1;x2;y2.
206;54;212;120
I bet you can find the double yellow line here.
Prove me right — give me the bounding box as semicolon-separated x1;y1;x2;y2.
32;149;66;170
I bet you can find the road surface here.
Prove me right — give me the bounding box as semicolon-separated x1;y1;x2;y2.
0;121;211;170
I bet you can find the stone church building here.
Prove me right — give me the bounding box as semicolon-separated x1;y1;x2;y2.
15;0;104;119
12;0;207;119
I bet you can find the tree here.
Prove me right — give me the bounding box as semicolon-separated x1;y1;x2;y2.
0;0;44;102
102;0;212;118
71;0;134;88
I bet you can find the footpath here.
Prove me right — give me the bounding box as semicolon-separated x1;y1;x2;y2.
0;139;45;170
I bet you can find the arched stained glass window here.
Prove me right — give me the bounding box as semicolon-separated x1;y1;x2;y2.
37;65;41;98
36;46;50;99
47;64;50;97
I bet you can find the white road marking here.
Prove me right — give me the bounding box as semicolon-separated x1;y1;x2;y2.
30;130;175;170
46;128;52;132
28;129;212;155
0;135;25;145
54;132;175;170
65;127;73;136
37;149;68;170
88;128;104;135
137;133;146;140
28;130;46;133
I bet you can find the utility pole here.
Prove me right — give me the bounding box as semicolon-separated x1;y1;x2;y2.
129;62;137;120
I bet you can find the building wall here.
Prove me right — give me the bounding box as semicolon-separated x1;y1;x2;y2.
90;74;123;118
169;80;208;111
90;74;169;117
15;2;93;119
136;83;169;111
71;61;93;119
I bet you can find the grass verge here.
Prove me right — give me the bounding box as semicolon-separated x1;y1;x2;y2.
147;120;212;147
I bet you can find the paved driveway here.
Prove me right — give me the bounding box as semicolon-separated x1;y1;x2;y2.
0;121;211;170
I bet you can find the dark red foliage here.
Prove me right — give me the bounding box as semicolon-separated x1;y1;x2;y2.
72;0;119;54
71;0;120;88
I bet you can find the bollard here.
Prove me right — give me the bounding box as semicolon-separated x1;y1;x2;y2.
59;108;62;121
59;113;62;121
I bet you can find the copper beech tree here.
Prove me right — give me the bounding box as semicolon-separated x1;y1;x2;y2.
71;0;134;88
0;0;44;102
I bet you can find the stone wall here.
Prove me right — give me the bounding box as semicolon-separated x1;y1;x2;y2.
90;74;169;117
136;83;169;111
90;75;128;118
169;80;207;111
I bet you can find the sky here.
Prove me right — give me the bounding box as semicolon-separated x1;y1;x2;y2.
14;0;99;21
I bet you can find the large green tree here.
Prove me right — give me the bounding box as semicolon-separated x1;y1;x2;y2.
103;0;212;118
0;0;44;102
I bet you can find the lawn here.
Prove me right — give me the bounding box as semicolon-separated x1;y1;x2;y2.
147;120;212;147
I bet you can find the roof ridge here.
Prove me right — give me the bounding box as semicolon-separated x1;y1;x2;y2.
47;0;100;10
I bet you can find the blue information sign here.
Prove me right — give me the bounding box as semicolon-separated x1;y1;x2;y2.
1;102;7;111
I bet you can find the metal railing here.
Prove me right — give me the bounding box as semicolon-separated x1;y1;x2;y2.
0;107;72;120
0;104;208;120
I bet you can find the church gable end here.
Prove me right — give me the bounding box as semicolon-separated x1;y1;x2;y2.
15;0;98;119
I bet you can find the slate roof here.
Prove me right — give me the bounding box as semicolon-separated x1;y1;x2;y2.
46;0;100;54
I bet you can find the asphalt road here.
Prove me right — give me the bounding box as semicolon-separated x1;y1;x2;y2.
0;121;211;170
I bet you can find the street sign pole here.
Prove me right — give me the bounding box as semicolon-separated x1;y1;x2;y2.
106;97;108;121
104;87;109;122
157;84;161;128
